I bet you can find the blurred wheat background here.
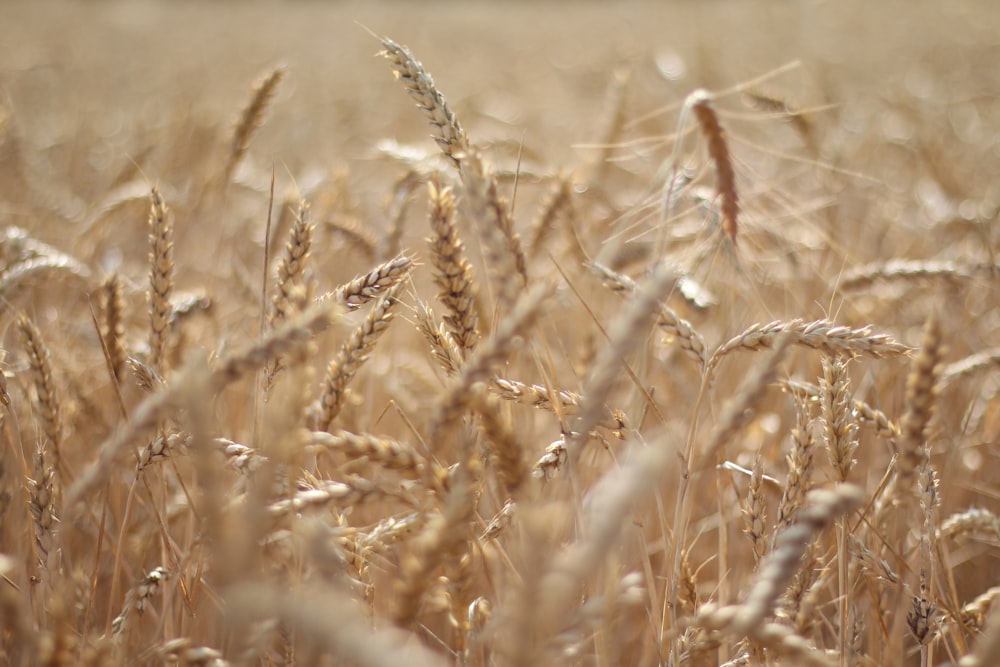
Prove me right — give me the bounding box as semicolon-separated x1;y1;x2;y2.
1;2;999;666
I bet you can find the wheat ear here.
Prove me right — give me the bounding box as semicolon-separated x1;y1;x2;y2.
18;314;62;472
318;284;402;431
226;65;286;181
895;316;942;495
427;173;479;355
378;35;470;168
688;90;739;244
708;318;910;377
460;150;529;307
99;274;129;383
147;186;173;373
319;253;412;309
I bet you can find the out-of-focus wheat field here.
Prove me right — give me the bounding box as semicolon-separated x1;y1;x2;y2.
2;2;1000;666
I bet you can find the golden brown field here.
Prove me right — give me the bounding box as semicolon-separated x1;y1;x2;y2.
2;1;1000;665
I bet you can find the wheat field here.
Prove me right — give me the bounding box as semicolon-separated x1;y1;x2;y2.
1;2;999;666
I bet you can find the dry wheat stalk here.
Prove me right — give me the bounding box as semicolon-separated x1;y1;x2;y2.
127;356;164;393
708;319;910;376
18;315;62;469
379;35;470;168
427;174;479;355
99;274;128;383
319;253;412;309
382;169;421;260
318;284;401;430
688;90;739;244
147;187;173;373
460;150;529;307
226;65;286;181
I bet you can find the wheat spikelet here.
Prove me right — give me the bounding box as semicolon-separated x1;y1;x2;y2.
226;65;286;181
688;90;739;244
147;187;173;373
378;35;470;168
319;253;412;309
318;284;401;431
708;319;910;376
427;174;479;355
